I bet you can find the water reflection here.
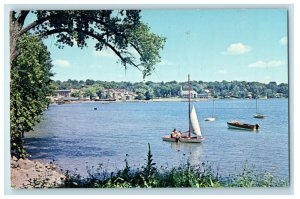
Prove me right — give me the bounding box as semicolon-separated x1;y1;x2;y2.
170;142;203;166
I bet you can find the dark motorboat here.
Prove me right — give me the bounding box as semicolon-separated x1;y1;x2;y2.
227;121;259;131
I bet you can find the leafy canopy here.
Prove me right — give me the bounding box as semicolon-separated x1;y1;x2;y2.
11;10;166;78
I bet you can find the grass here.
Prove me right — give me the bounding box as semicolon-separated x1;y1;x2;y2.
60;143;288;188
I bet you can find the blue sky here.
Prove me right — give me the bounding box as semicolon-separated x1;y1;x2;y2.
44;9;288;83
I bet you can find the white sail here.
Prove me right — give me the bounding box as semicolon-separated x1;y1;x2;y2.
189;105;202;137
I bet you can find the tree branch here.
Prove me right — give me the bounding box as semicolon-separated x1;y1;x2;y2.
18;14;57;37
85;16;148;65
40;28;143;71
17;11;30;27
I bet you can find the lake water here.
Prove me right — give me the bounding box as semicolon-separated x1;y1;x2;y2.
25;99;289;179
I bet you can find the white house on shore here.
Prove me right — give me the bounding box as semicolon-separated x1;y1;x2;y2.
179;86;211;99
179;86;198;98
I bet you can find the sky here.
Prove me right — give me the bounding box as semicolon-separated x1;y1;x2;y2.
42;9;288;83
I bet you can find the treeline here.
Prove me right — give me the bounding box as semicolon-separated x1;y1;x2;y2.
53;79;288;99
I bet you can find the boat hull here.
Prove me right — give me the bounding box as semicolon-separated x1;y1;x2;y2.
162;136;178;142
227;122;259;131
179;137;204;143
205;117;215;121
162;135;204;143
253;114;265;119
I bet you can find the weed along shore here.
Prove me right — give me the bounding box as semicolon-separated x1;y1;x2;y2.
10;144;288;188
10;157;65;188
61;144;289;188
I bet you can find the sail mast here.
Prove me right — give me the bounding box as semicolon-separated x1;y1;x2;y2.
212;99;215;118
188;74;191;137
256;98;258;114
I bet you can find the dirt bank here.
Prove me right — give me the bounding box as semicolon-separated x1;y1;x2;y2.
10;156;65;188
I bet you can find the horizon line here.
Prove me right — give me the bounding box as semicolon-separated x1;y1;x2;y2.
52;79;288;84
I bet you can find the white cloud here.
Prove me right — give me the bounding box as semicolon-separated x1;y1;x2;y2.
222;42;251;55
53;59;71;68
279;36;287;46
248;60;285;68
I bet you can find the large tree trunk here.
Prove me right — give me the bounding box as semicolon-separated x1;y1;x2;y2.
10;11;30;64
9;11;19;63
10;11;20;64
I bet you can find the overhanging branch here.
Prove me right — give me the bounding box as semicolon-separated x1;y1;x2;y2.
40;28;143;71
19;14;58;37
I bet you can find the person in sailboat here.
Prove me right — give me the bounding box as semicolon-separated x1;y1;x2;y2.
171;128;177;138
171;128;182;140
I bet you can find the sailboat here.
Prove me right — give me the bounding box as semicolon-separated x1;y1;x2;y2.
205;99;215;121
253;98;265;118
162;74;204;143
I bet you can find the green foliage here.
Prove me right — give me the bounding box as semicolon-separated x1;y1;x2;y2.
145;89;154;100
82;87;97;99
10;34;54;158
70;90;81;98
140;143;158;187
135;89;146;100
223;162;289;187
127;23;166;78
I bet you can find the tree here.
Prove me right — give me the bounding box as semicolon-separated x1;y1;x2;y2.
70;90;81;98
135;88;146;100
145;89;154;100
92;84;105;98
10;10;166;78
10;34;54;158
83;87;97;100
85;79;95;86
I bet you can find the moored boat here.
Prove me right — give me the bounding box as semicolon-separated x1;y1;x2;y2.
253;113;265;118
253;97;265;119
227;121;259;131
205;117;215;122
204;99;216;122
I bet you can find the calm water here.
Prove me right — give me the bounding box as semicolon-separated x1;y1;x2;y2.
25;99;289;179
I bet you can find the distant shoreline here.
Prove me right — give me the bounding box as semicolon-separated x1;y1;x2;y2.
51;97;287;105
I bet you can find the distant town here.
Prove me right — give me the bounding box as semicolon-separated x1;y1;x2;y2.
51;79;288;103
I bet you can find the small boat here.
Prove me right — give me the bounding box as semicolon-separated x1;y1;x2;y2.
162;74;204;143
227;121;259;131
253;97;265;119
205;99;215;121
56;101;65;105
253;113;265;119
